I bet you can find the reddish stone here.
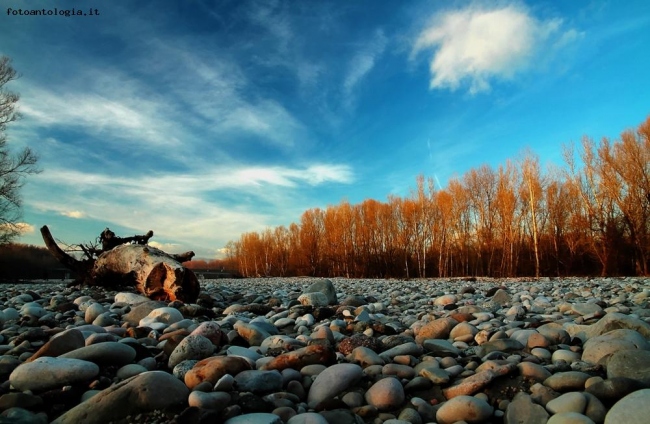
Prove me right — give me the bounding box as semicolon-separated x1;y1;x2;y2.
184;356;252;389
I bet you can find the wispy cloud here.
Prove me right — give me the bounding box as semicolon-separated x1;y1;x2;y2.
248;0;294;54
412;4;579;94
34;163;353;195
344;29;388;109
26;163;353;256
17;71;182;150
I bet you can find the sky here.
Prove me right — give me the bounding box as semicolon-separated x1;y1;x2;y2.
1;0;649;259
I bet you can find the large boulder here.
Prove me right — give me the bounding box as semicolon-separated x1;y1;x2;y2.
304;279;338;305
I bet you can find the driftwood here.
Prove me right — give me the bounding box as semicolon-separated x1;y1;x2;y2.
40;225;200;303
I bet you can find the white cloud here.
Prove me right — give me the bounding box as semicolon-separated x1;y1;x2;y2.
61;211;85;219
0;222;35;235
412;4;578;94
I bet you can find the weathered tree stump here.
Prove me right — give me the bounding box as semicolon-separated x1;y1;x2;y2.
40;225;200;303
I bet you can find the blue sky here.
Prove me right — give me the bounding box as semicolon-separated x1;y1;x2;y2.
1;0;649;258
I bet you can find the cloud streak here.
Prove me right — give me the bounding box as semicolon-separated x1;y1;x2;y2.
344;30;388;109
26;163;353;256
412;4;578;94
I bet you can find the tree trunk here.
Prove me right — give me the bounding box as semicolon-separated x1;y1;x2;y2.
40;226;200;303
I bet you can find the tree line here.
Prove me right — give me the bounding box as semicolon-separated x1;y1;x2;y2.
0;243;66;280
224;115;650;279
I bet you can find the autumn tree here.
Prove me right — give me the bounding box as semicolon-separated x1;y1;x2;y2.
544;170;572;276
597;119;650;274
520;151;544;277
464;165;498;275
0;56;39;243
494;161;522;276
564;138;620;276
299;208;324;276
445;178;472;276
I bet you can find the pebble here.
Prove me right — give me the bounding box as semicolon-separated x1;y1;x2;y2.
26;328;85;362
581;329;649;365
0;277;647;423
436;395;493;424
234;370;283;394
225;412;283;424
606;350;650;384
59;341;136;365
9;357;99;391
308;363;363;408
547;412;595;424
544;371;591;392
188;390;231;410
505;392;550;424
364;377;405;411
546;392;587;415
52;371;188;423
168;334;215;368
184;355;252;389
605;388;650;424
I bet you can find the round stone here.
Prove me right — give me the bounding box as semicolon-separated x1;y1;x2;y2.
190;321;224;346
307;363;363;408
304;279;337;305
544;371;591;392
184;356;252;389
605;388;650;424
59;342;136;366
234;321;272;347
517;362;552;382
234;370;283;394
84;303;107;324
139;307;184;327
286;412;329;424
188;391;231;411
546;392;587;415
606;349;650;385
114;292;150;305
10;357;99;392
548;412;595;424
434;294;457;306
552;349;581;363
582;329;649;365
51;371;188;423
116;364;148;380
297;292;329;307
415;318;458;344
168;334;215;369
436;395;494;424
365;377;405;411
27;328;85;362
224;413;283;424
